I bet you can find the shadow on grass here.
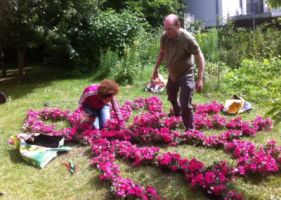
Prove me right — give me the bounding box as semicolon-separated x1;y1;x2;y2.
8;149;38;168
83;148;93;159
89;175;115;200
241;174;273;185
0;65;93;101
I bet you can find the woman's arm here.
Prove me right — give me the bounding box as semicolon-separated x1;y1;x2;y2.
111;96;125;128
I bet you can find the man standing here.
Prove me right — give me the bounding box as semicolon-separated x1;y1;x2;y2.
152;14;205;131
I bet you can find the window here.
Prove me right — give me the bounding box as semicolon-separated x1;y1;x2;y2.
246;0;264;14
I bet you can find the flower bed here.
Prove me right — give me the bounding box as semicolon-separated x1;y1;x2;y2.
23;97;278;200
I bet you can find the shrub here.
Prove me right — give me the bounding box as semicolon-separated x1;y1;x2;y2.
133;28;161;66
217;25;250;68
203;62;230;93
266;100;281;125
96;29;161;83
95;50;119;80
91;10;148;55
196;29;220;62
101;0;186;27
221;57;281;102
217;21;281;68
113;43;142;84
72;10;148;70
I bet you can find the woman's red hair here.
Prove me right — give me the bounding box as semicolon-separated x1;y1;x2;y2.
97;79;120;99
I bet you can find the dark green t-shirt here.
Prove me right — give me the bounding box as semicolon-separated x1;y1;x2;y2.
160;28;200;81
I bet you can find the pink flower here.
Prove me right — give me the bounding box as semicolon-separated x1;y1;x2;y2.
21;96;277;200
205;171;216;185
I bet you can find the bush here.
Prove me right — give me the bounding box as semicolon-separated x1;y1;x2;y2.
221;57;281;102
113;43;142;84
133;28;161;66
266;99;281;125
217;21;281;68
91;10;148;54
203;62;230;93
196;28;219;62
94;50;119;80
70;9;148;70
217;25;251;68
101;0;186;27
95;29;161;83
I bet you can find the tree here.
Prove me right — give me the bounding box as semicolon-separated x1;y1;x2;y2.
39;0;101;67
0;0;150;77
101;0;186;27
0;0;16;77
1;0;46;80
0;0;101;79
267;0;281;8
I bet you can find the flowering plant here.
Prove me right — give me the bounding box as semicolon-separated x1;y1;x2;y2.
21;97;277;200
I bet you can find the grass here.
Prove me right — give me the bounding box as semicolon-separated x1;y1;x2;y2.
0;65;281;200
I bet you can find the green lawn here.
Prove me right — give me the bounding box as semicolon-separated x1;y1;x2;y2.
0;66;280;200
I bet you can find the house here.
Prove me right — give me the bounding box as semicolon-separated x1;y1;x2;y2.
184;0;281;28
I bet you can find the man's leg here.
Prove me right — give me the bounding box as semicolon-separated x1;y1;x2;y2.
166;76;181;116
99;105;111;129
179;75;195;131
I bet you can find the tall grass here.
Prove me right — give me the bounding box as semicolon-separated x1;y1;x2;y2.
94;29;161;84
196;28;220;62
94;50;119;80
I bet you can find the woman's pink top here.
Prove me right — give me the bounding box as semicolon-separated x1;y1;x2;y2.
79;84;124;126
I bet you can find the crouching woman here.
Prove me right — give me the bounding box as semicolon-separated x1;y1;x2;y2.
79;79;124;129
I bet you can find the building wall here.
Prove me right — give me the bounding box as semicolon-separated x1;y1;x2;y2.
185;0;246;27
185;0;218;27
185;0;281;28
221;0;242;18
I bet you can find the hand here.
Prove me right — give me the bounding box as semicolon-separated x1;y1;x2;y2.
196;78;203;92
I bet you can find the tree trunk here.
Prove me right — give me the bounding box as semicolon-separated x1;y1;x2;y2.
18;48;26;80
0;46;6;77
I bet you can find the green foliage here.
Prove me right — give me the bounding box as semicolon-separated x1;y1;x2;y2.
221;57;281;102
0;0;102;71
133;29;161;66
217;25;251;68
187;20;204;35
113;43;142;84
203;62;230;92
0;0;15;47
95;49;119;79
42;0;100;66
266;99;281;125
101;0;186;27
7;0;45;49
196;29;219;62
95;29;160;82
127;0;186;27
70;9;148;69
91;10;147;54
0;0;149;72
267;0;281;8
217;22;281;68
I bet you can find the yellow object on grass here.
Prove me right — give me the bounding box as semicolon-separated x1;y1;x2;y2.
223;96;252;114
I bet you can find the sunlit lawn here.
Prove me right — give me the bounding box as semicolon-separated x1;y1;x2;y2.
0;66;280;200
